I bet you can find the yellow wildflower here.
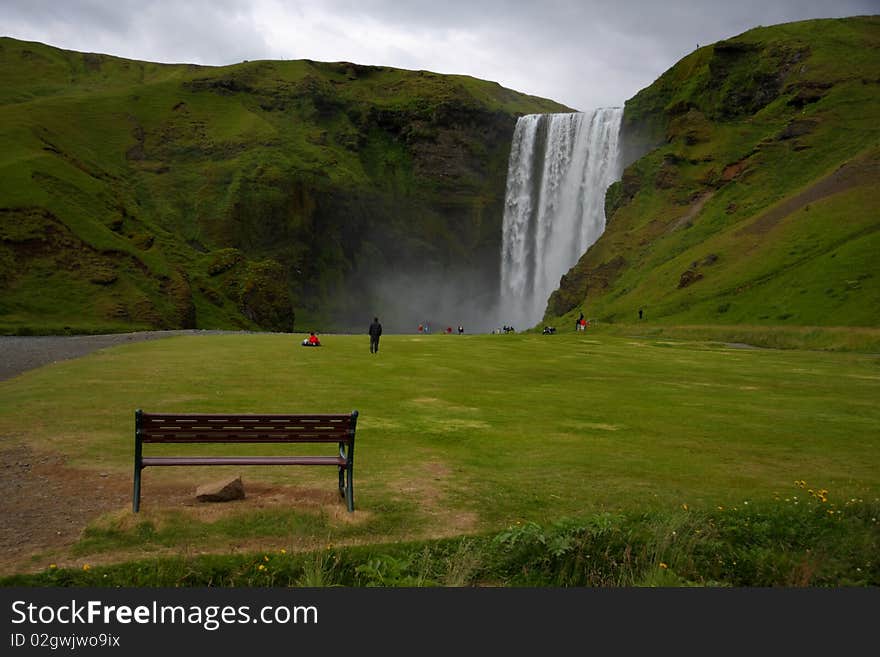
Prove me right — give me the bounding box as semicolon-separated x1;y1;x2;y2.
659;563;668;569
82;564;90;571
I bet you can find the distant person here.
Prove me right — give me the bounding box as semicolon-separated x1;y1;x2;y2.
577;312;584;331
579;318;587;331
446;326;452;334
301;332;321;347
418;323;423;334
639;307;644;320
458;325;463;335
369;316;383;354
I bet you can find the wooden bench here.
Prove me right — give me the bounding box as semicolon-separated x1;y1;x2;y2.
133;410;358;513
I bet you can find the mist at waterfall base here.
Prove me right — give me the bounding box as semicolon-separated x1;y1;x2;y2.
499;109;624;330
356;262;504;335
343;109;623;336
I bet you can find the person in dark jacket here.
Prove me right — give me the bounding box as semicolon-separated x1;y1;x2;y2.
369;317;382;354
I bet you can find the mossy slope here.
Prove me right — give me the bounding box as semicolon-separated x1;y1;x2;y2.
548;16;880;330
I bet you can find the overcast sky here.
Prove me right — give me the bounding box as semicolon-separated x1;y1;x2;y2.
2;0;877;110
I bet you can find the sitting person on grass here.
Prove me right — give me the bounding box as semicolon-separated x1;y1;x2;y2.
301;332;321;347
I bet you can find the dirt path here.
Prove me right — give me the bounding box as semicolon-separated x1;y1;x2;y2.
741;149;880;236
0;330;255;575
0;444;132;573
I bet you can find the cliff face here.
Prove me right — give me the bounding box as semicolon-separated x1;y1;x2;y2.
548;16;880;329
0;39;570;334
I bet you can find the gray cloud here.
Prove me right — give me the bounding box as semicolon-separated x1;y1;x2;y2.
1;0;269;65
2;0;876;109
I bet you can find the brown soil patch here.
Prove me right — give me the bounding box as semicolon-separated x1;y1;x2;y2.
0;443;130;574
722;158;751;181
668;191;714;233
0;441;364;576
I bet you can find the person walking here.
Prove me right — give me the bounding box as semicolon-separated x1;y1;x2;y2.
369;316;383;354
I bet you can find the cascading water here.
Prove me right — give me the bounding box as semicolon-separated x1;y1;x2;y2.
498;108;623;330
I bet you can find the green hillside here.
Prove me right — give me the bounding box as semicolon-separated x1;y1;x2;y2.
0;38;570;335
548;16;880;331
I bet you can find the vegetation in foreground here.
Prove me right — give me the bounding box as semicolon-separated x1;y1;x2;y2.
0;330;877;585
4;490;877;587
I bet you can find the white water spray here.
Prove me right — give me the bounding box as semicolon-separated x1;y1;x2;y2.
498;109;623;330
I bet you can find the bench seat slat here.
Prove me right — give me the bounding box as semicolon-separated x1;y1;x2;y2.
141;455;346;467
140;432;351;443
141;413;351;423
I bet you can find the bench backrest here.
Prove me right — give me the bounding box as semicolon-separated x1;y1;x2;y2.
136;411;358;444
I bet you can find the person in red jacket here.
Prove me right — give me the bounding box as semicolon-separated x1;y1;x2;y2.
302;332;321;346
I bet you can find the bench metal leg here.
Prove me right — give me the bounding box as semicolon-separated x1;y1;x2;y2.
345;483;354;512
345;462;354;512
133;411;143;513
338;465;354;512
133;466;142;513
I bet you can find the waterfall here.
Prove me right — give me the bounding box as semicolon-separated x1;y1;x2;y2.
498;108;623;330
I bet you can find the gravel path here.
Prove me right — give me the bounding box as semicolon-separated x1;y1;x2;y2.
0;330;249;381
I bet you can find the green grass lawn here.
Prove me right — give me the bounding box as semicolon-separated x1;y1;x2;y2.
1;329;878;573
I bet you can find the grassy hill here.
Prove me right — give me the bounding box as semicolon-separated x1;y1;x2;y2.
0;37;569;335
547;16;880;333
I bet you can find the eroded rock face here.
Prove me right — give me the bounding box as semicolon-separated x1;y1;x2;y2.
195;476;245;502
678;269;704;289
